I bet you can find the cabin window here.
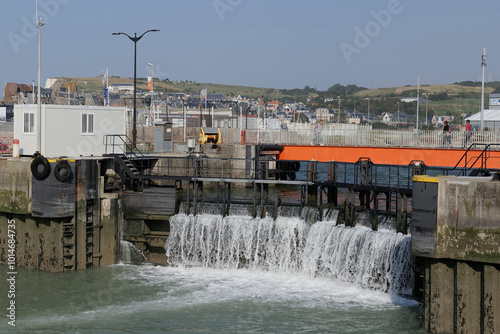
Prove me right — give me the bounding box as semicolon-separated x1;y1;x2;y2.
81;113;94;134
23;112;35;133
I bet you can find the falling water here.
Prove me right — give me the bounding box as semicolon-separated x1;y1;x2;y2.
117;198;147;264
166;211;414;297
301;221;414;297
119;240;147;265
166;214;309;272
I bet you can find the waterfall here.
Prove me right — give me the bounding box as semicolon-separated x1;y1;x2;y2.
166;212;414;297
117;198;147;264
166;214;309;272
301;221;414;297
119;240;147;265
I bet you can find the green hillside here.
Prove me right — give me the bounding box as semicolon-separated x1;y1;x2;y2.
58;76;295;100
55;76;494;124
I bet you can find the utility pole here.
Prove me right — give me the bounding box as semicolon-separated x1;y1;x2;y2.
397;101;400;128
480;48;487;131
425;93;428;127
365;98;370;124
337;96;341;123
36;0;45;155
416;75;420;131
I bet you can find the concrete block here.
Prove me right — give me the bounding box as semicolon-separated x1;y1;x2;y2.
0;159;31;214
434;177;500;264
426;260;455;334
37;218;64;271
100;197;118;266
484;264;500;334
456;261;481;334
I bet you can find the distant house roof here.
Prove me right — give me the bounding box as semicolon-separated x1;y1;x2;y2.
467;110;500;122
207;93;224;101
3;83;33;100
394;111;409;117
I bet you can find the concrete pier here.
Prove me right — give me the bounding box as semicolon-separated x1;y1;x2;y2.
0;158;121;271
412;175;500;333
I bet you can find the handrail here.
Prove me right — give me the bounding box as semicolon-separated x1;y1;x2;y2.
452;143;500;175
103;134;145;159
219;127;500;148
140;155;453;193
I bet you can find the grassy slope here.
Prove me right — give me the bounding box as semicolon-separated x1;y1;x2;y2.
353;84;493;116
353;84;495;97
59;76;294;100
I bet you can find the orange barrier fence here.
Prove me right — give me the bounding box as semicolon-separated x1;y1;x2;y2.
279;145;500;168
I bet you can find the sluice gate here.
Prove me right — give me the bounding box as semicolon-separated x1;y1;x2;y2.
121;153;453;233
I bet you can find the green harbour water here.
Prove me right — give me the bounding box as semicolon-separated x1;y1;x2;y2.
1;264;425;334
1;213;427;334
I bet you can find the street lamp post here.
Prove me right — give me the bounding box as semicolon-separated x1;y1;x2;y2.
337;96;341;123
425;93;428;127
416;75;420;131
36;6;45;155
480;48;487;131
112;29;160;148
365;98;370;124
397;101;400;128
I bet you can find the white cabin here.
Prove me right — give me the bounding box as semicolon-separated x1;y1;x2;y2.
14;104;127;157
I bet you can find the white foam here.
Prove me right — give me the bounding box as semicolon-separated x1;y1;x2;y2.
166;214;415;296
19;263;418;332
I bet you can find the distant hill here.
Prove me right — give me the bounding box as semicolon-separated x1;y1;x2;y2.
52;76;492;121
54;76;495;100
353;84;494;98
54;76;295;100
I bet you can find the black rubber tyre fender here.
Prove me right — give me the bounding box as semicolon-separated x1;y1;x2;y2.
31;156;51;180
54;160;72;182
288;172;296;180
291;161;301;172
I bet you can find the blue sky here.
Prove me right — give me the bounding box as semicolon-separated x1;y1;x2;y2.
1;0;499;91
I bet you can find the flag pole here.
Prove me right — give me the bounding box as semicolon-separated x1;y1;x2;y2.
106;68;109;106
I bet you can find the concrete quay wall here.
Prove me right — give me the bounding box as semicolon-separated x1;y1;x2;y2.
422;259;500;334
435;177;500;263
0;158;120;272
412;176;500;333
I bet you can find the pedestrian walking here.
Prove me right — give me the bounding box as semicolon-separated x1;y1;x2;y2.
443;121;451;148
464;120;472;147
313;120;323;145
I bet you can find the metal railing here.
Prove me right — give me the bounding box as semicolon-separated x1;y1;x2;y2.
219;127;500;149
145;155;453;186
452;143;500;175
103;134;144;158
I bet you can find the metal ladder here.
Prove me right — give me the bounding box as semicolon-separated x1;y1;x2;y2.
62;220;76;271
85;200;95;268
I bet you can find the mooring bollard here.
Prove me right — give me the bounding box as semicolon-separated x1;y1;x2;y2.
13;139;19;158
